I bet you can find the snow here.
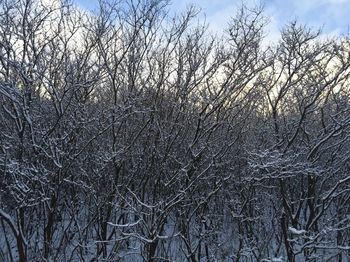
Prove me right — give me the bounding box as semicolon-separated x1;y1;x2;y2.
288;227;306;235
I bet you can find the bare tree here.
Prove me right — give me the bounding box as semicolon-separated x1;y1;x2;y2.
0;0;349;261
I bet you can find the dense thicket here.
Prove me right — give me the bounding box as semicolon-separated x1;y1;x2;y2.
0;0;349;261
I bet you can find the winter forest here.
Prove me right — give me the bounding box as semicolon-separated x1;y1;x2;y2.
0;0;349;261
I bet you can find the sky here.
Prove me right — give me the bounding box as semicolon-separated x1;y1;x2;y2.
76;0;350;42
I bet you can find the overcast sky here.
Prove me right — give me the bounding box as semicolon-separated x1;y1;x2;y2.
77;0;350;42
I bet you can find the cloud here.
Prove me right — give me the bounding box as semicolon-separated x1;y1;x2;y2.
73;0;350;39
168;0;263;35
